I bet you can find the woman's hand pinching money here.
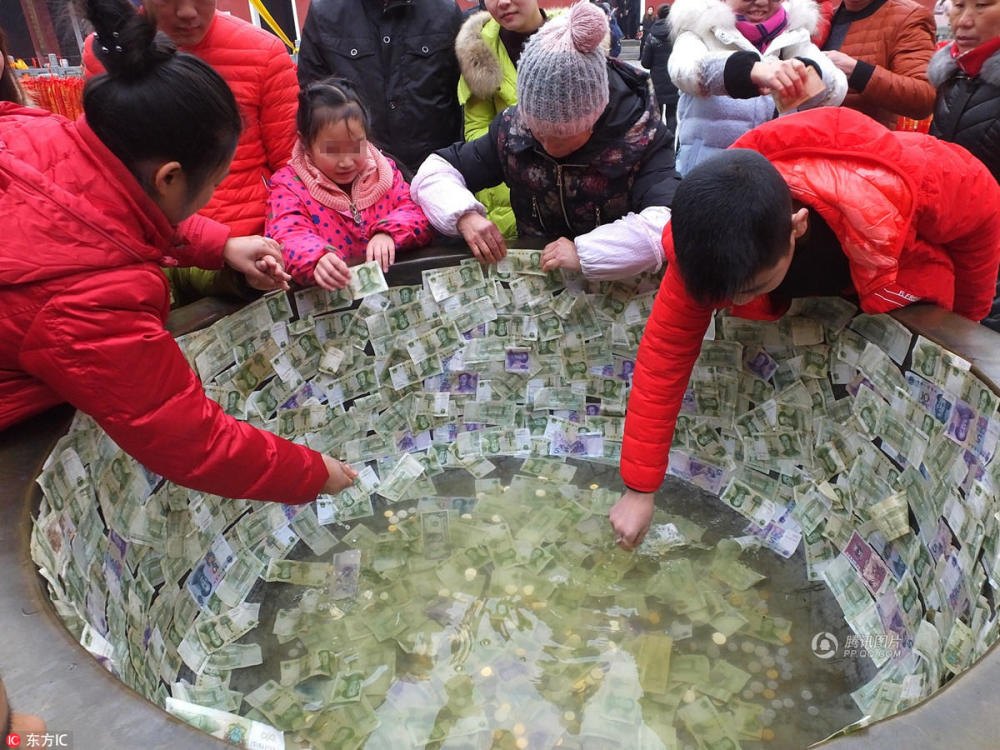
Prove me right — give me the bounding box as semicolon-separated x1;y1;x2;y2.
457;211;507;264
540;237;580;272
321;456;359;495
609;489;655;550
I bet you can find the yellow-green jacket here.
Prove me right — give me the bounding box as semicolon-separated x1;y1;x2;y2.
455;11;521;239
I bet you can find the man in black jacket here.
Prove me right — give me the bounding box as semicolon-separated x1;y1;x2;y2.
298;0;464;174
639;3;678;146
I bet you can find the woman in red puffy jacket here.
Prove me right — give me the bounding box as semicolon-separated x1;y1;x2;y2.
0;0;356;503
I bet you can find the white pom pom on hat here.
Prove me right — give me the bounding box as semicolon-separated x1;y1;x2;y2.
516;1;611;140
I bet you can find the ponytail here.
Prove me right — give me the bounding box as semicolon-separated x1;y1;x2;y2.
82;0;241;194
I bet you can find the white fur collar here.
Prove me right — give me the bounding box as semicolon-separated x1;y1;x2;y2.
669;0;818;41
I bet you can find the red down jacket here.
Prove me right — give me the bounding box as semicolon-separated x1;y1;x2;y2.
83;11;298;236
620;106;1000;493
0;104;327;503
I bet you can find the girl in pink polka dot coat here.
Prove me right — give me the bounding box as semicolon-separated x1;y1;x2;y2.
266;77;432;289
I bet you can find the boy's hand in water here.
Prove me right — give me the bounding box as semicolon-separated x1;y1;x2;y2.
224;235;291;291
540;237;580;272
321;455;358;495
366;232;396;272
609;489;655;550
457;211;507;264
313;252;351;290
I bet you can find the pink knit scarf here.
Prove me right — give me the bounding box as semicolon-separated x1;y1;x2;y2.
735;5;788;52
289;139;394;214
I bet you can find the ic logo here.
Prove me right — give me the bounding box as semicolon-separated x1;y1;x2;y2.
6;734;20;748
811;631;839;659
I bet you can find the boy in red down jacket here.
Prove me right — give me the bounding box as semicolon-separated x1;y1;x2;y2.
610;106;1000;548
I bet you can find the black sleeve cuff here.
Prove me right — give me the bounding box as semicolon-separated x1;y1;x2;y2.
795;56;823;78
848;60;876;92
724;50;763;99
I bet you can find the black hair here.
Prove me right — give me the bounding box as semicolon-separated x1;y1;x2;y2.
671;149;792;305
1;27;26;105
81;0;241;197
296;76;371;148
657;3;670;19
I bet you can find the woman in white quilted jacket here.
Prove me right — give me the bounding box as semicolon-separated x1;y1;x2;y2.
668;0;847;174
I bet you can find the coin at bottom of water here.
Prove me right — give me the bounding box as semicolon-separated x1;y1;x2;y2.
481;667;493;677
712;632;727;645
761;729;775;741
682;689;697;703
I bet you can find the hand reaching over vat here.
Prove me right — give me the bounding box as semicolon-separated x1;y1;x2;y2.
609;488;655;549
223;235;291;292
313;252;351;291
321;456;359;495
457;211;507;264
540;237;581;273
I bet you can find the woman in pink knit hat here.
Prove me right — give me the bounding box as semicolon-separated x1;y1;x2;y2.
412;0;679;281
266;78;433;290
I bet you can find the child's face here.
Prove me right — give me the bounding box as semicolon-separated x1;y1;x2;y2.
727;0;781;22
730;207;809;305
309;118;368;189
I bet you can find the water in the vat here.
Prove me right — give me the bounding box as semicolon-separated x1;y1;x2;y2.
214;458;868;750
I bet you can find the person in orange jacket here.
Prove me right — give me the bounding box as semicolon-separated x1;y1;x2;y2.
82;0;300;303
611;107;1000;548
